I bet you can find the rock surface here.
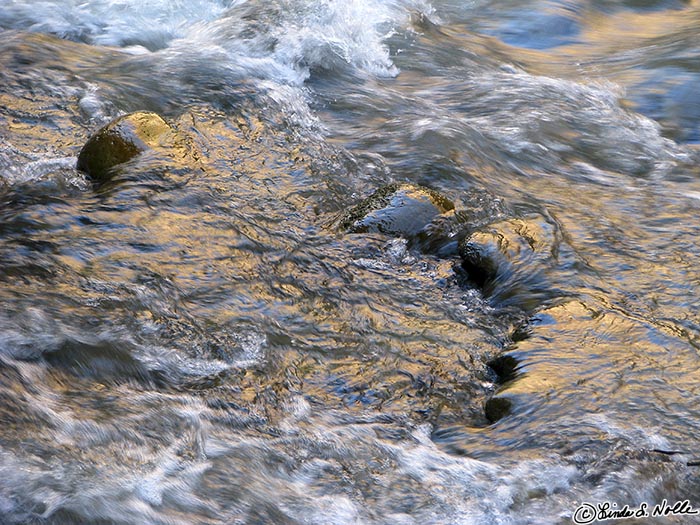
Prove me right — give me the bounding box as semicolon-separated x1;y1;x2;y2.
340;183;455;239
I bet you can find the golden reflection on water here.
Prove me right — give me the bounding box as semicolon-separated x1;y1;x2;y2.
578;1;700;49
494;299;700;439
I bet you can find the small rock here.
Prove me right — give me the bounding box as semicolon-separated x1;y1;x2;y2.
77;111;183;182
487;354;520;384
484;396;512;423
340;183;455;239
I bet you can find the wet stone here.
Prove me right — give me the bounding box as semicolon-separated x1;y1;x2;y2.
340;183;455;239
458;216;558;310
77;111;186;182
487;354;520;384
484;396;512;423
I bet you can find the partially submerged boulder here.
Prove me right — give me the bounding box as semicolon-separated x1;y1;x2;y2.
77;111;185;182
459;216;557;309
340;183;455;239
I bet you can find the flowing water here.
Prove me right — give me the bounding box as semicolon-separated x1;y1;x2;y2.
1;1;700;524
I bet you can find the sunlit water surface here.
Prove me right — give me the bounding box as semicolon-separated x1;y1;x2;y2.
1;0;700;524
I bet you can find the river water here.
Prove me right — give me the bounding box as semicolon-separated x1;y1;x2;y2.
1;1;700;524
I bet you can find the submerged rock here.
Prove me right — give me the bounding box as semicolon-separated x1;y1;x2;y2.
487;354;521;384
459;216;558;310
484;396;512;423
340;183;455;239
77;111;184;182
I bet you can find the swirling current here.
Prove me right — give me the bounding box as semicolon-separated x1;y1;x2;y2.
1;1;700;524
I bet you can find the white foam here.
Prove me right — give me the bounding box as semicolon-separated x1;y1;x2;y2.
1;0;435;140
587;413;671;450
0;0;235;49
1;0;433;82
461;70;692;177
78;84;114;123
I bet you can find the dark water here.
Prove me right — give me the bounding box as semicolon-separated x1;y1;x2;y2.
1;1;700;523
